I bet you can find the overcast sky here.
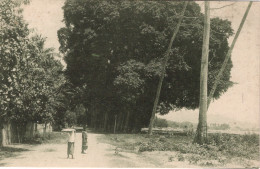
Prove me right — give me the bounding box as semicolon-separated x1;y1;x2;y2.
23;1;260;126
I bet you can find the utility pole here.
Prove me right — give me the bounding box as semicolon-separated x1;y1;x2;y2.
207;2;253;109
194;1;210;144
148;1;188;135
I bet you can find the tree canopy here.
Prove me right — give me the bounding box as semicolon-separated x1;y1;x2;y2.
0;0;65;129
58;0;234;132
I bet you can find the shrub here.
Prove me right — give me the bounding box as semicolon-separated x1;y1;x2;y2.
241;133;259;145
187;154;201;164
176;153;185;161
168;155;174;162
207;133;259;160
139;142;156;152
23;132;67;144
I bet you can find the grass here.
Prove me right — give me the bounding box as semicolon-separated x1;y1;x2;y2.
98;133;260;167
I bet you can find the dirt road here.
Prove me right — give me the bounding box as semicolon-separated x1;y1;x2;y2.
1;132;253;168
0;132;172;168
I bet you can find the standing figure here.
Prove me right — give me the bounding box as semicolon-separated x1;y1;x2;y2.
81;125;88;154
67;129;76;159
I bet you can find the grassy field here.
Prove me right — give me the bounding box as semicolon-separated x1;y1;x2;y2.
98;133;260;167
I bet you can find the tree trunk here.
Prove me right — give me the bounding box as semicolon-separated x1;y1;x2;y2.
30;122;34;138
120;115;124;131
89;104;95;129
148;1;188;135
194;1;210;144
91;106;97;129
0;121;12;146
103;111;108;131
1;125;7;147
124;110;130;132
207;2;253;108
114;115;117;134
1;128;7;147
17;126;21;143
117;112;124;132
34;123;37;136
44;123;47;137
7;122;11;144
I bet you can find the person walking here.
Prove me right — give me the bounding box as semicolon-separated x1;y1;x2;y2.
67;128;76;159
81;125;88;154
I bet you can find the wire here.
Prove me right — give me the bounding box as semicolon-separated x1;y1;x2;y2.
210;2;237;10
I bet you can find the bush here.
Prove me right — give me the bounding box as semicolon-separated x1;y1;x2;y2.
176;153;185;161
23;132;67;144
187;154;201;164
139;142;157;152
101;133;259;167
168;155;174;162
241;133;259;145
207;133;259;160
154;118;168;128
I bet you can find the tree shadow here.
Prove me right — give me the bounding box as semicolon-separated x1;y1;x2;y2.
0;146;30;163
0;146;30;152
0;163;7;166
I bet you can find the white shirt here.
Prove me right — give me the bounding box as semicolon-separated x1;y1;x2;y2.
68;130;76;142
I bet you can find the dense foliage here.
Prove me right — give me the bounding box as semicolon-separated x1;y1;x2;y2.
0;0;65;138
58;0;234;132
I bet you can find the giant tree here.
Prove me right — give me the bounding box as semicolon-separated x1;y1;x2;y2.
58;0;234;132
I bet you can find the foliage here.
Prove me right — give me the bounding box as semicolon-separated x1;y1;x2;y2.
58;0;234;131
99;133;259;167
208;123;230;130
52;83;88;130
23;132;68;144
167;121;194;129
154;117;168;128
0;0;66;140
64;110;77;127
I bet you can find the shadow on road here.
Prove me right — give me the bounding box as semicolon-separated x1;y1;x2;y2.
0;146;30;152
0;146;30;165
0;163;7;166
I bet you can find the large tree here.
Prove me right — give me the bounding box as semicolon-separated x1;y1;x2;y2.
58;0;234;132
0;0;65;145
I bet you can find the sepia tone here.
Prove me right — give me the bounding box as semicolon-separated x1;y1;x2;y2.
0;0;259;168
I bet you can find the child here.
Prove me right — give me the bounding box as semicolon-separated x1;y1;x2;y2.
81;125;88;154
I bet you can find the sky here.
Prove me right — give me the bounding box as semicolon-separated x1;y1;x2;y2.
22;1;260;126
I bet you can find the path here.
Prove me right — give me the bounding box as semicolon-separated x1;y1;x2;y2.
1;132;252;168
0;132;167;168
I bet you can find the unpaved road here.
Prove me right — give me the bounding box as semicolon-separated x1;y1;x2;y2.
0;132;176;168
1;132;254;168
